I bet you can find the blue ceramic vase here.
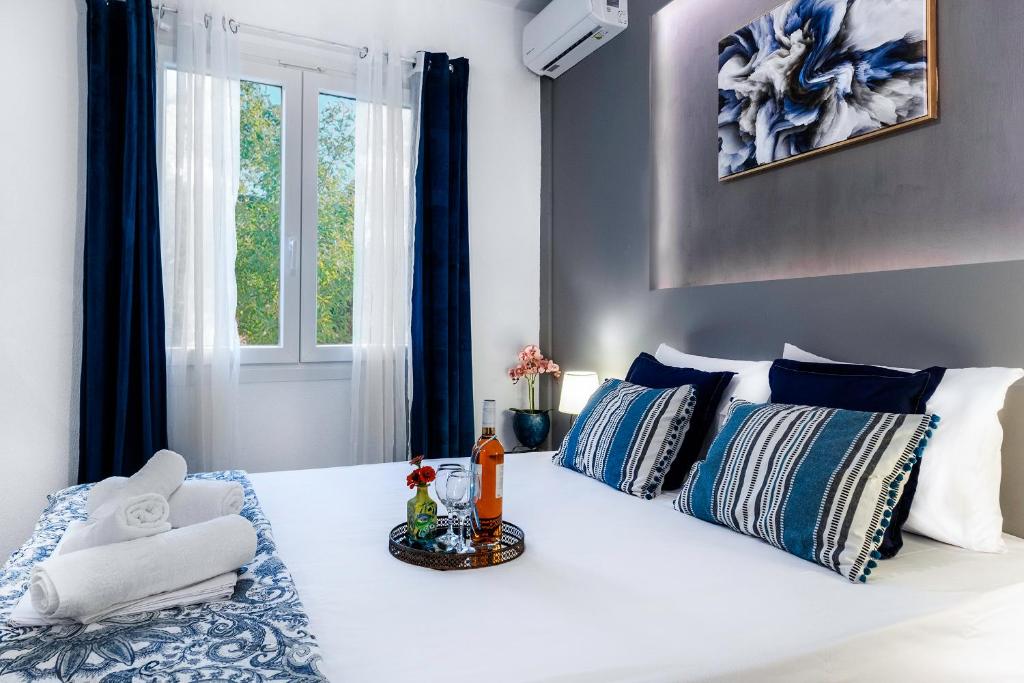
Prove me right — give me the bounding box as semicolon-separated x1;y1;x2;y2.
511;409;551;450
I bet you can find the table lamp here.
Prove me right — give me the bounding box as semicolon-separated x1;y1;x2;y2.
558;371;600;423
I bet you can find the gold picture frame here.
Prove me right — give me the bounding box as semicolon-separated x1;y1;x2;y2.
719;0;938;182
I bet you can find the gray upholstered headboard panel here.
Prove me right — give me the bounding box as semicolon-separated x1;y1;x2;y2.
999;386;1024;538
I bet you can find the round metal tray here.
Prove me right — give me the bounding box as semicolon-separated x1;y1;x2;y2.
388;516;526;570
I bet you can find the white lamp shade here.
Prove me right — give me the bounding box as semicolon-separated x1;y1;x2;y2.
558;371;600;415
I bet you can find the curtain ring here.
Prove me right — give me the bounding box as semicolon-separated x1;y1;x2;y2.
204;13;211;29
157;2;166;21
358;46;369;59
222;16;226;31
228;18;240;34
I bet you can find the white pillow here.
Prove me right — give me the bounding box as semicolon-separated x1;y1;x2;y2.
783;342;1024;552
655;343;772;434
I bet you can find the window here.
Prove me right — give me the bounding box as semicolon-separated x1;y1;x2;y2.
157;36;405;370
236;81;284;347
314;92;356;346
233;63;358;364
299;75;358;362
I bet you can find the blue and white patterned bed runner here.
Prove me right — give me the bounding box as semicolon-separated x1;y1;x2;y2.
0;471;327;681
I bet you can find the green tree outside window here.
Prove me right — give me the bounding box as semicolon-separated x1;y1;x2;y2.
235;81;355;347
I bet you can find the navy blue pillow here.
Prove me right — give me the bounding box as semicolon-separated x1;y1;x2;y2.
625;353;735;490
769;358;946;559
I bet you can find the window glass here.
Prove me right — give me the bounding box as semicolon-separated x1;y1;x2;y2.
236;80;284;346
315;92;357;345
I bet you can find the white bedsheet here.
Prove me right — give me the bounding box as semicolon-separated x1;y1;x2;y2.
251;453;1024;682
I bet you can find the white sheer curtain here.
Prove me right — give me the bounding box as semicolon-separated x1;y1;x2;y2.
350;43;419;464
159;0;241;472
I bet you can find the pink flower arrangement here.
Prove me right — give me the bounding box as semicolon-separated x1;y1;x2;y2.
508;345;561;411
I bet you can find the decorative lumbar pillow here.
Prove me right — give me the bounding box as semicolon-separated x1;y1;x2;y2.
675;401;939;583
784;343;1024;553
769;358;946;559
626;352;735;490
553;379;697;499
654;344;771;436
770;359;945;415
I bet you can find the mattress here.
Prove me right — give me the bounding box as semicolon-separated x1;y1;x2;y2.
250;452;1024;682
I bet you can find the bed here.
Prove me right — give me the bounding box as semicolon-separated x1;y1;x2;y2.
252;452;1024;682
3;451;1024;681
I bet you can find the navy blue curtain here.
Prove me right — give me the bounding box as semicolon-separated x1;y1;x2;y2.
411;53;475;459
79;0;168;483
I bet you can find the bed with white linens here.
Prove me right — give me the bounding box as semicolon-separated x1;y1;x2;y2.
4;340;1024;682
253;452;1024;682
3;450;1023;681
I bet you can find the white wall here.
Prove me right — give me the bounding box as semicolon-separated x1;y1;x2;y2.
237;368;353;473
0;0;84;559
0;0;540;558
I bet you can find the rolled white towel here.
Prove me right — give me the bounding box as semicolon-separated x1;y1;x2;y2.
30;514;256;623
168;480;245;528
60;494;171;554
87;449;188;514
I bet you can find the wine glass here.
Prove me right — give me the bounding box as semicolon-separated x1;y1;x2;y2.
433;464;463;551
445;470;475;554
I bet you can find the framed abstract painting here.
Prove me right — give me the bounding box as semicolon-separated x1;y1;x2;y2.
718;0;937;180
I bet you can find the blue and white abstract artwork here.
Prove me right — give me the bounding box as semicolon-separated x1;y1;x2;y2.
718;0;935;179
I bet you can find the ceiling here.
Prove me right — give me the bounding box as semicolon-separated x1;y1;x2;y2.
480;0;551;13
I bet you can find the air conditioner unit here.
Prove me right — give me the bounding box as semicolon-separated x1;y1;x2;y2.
523;0;628;78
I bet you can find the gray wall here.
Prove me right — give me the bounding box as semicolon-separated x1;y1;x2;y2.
651;0;1024;288
544;0;1024;532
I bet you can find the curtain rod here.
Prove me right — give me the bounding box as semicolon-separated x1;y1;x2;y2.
108;0;417;65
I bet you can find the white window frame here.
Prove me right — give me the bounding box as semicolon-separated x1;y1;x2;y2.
158;30;367;373
238;60;303;365
299;71;358;363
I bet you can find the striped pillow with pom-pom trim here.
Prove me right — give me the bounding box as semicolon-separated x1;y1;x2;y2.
675;400;938;583
553;379;697;499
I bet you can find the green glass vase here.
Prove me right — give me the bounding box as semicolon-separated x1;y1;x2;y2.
407;485;438;548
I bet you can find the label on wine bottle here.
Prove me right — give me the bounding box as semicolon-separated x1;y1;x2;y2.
495;463;503;499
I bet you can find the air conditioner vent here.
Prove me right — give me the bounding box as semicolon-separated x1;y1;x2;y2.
542;30;595;73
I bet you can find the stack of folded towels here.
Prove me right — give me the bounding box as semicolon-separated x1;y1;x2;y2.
10;450;256;625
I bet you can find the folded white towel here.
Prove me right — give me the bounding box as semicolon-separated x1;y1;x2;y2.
168;480;245;528
87;449;188;514
9;572;237;626
30;514;256;623
59;494;171;554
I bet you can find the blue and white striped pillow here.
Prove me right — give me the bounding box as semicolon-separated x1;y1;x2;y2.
675;401;938;582
553;379;697;499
